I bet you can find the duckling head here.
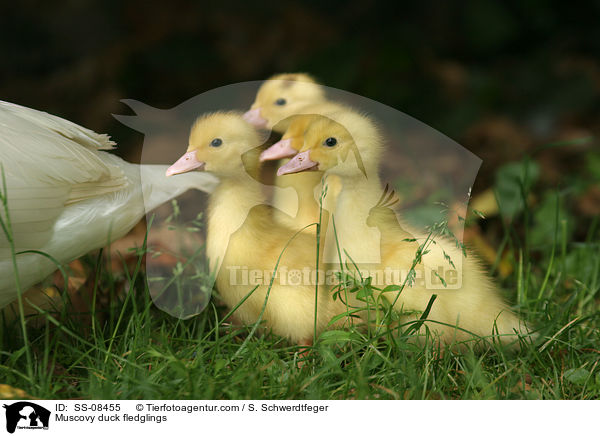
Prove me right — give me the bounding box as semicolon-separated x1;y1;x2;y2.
244;73;325;131
166;112;262;180
259;113;322;162
277;111;382;179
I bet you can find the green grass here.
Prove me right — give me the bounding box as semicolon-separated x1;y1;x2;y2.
1;152;599;400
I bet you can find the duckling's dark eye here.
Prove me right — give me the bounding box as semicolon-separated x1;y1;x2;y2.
210;138;223;147
275;98;287;106
324;137;337;147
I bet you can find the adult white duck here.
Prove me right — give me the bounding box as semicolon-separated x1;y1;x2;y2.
0;100;218;309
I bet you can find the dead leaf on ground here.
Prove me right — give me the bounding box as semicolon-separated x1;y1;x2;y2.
0;384;30;400
578;185;600;216
511;374;534;393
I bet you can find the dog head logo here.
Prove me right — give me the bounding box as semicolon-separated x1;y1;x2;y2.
3;402;50;433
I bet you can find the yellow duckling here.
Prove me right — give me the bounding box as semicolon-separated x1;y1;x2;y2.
278;111;530;346
243;73;341;133
245;74;343;230
259;114;341;232
166;112;347;345
277;111;384;266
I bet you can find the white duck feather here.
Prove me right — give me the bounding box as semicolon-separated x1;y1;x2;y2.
0;101;218;308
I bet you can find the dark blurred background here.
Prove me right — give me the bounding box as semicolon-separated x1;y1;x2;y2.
1;0;598;196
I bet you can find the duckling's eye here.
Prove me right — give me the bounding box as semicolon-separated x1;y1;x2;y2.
275;98;287;106
324;137;337;147
210;138;223;147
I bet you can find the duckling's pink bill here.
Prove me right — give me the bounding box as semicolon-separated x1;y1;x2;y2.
277;150;318;176
259;138;297;161
166;151;205;176
242;108;268;128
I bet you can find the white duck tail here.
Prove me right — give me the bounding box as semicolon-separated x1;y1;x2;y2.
0;101;218;308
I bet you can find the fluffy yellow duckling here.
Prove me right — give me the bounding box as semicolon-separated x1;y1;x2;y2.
166;112;347;345
243;73;340;133
278;111;530;346
259;114;341;232
245;74;343;230
277;111;384;265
